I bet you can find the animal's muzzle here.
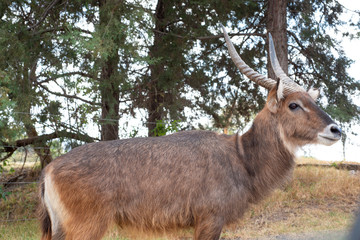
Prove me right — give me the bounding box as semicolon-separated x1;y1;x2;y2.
317;123;342;146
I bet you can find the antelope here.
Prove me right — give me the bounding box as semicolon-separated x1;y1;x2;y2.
38;26;341;240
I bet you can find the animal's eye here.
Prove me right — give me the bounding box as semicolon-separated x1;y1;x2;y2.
289;103;299;110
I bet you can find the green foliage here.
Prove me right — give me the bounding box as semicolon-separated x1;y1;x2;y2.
0;0;358;163
0;163;4;174
49;140;65;158
152;120;181;137
138;0;267;135
128;128;139;138
39;101;62;124
0;186;11;200
330;162;338;168
0;158;14;175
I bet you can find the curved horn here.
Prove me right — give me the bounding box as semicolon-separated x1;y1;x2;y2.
268;33;305;93
221;25;305;95
221;24;276;90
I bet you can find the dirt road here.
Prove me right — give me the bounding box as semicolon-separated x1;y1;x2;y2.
222;230;349;240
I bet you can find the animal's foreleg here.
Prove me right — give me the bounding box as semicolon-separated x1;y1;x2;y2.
194;214;224;240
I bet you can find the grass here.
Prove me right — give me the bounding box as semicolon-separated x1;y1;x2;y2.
0;221;40;240
296;156;360;166
224;166;360;239
0;160;360;239
0;183;38;220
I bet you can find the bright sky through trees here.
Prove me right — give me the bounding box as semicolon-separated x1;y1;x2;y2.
303;0;360;162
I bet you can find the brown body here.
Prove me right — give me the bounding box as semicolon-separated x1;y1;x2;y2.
38;28;342;240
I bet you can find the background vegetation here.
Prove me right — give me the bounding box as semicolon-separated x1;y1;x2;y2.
0;0;359;168
0;1;360;238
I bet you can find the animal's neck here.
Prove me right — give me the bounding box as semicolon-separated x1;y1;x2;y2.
239;111;296;202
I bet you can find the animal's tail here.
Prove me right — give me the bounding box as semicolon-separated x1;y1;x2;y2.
38;174;52;240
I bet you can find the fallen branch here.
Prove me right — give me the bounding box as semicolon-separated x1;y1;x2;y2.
0;130;97;162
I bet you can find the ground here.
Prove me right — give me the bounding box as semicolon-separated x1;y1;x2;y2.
0;157;360;239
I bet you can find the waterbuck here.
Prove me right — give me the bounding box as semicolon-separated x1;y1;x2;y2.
38;26;342;240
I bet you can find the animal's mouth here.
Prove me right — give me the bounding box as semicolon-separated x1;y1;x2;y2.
317;134;340;146
318;135;339;141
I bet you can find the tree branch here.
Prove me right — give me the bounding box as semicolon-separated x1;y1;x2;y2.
288;31;311;58
35;26;93;36
0;150;16;163
0;130;97;162
287;31;323;84
37;71;98;84
28;0;62;30
37;83;100;106
152;30;265;40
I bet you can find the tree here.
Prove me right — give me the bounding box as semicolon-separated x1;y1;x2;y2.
143;0;189;136
0;0;97;168
133;0;267;135
97;0;123;140
0;0;146;166
0;0;358;167
266;0;288;78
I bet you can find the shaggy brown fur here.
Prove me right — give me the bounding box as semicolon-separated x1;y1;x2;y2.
38;86;339;240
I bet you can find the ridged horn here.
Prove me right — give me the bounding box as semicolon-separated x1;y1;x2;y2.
221;24;275;90
268;33;305;93
221;25;305;95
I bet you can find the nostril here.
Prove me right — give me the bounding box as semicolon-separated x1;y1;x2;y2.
330;125;342;136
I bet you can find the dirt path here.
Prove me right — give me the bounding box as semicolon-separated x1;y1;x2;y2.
222;230;349;240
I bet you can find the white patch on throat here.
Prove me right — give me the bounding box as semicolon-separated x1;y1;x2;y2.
278;125;298;154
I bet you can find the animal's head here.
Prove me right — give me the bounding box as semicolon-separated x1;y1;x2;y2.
221;26;341;147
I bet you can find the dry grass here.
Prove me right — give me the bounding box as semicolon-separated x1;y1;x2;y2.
1;164;360;239
222;166;360;239
0;184;38;221
296;156;360;166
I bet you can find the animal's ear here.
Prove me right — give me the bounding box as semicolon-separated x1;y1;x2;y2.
308;88;319;101
267;78;284;113
267;97;278;113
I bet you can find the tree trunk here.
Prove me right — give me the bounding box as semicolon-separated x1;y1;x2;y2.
340;123;347;161
98;0;120;140
147;0;165;137
266;0;288;79
99;55;120;141
25;125;53;168
24;61;53;168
